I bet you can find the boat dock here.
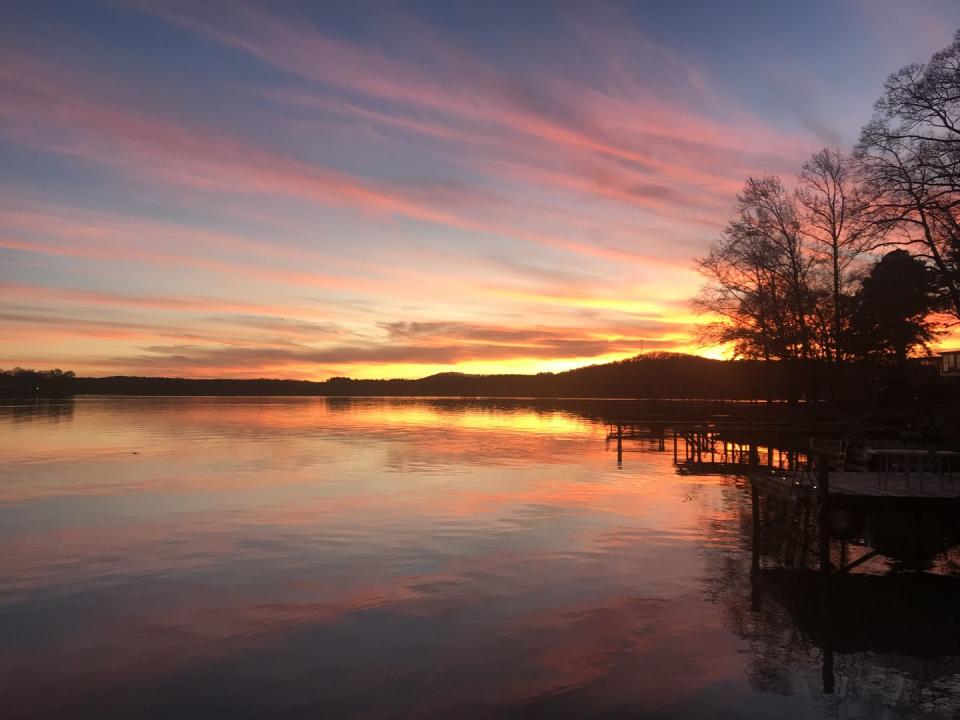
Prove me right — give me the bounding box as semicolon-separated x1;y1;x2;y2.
603;413;960;697
604;416;813;470
751;468;960;502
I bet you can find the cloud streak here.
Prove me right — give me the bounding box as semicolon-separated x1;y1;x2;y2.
2;0;915;377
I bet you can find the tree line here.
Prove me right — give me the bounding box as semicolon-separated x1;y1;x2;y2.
7;352;946;403
0;368;77;397
695;30;960;397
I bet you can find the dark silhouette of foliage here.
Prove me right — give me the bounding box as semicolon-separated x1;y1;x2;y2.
0;368;76;397
56;352;926;402
695;30;960;390
856;30;960;321
72;354;779;399
694;176;813;363
848;250;940;366
797;148;880;366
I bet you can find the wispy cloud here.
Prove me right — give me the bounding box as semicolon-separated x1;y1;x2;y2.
4;0;903;377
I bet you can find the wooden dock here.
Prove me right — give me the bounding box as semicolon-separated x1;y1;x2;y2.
748;459;960;586
751;468;960;501
605;416;812;470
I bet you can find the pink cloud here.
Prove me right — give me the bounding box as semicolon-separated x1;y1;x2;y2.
2;3;821;376
135;1;808;195
0;281;317;317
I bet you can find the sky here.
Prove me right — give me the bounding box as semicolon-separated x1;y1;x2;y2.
2;0;959;380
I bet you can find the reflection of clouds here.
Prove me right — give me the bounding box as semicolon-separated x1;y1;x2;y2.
2;587;695;717
2;529;742;718
0;398;74;425
2;398;688;589
17;398;958;716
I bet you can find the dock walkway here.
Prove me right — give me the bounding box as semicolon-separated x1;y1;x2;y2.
751;468;960;501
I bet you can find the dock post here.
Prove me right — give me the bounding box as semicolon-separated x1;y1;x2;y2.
818;454;835;695
751;484;761;571
617;424;623;468
672;430;677;463
750;484;763;612
800;498;811;571
817;453;831;574
822;648;835;694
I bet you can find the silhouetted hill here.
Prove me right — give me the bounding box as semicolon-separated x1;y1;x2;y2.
7;352;946;402
63;353;803;399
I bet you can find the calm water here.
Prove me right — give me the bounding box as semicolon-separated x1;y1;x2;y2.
2;396;959;719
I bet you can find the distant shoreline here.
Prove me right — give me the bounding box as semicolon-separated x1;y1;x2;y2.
3;353;950;403
50;394;781;403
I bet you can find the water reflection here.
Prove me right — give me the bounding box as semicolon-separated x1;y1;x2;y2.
0;398;74;424
696;461;960;717
1;397;959;718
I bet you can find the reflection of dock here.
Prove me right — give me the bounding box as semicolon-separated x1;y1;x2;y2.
602;417;960;699
755;569;960;656
749;459;960;581
753;568;960;694
749;461;960;695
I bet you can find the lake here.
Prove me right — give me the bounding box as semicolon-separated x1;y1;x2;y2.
2;396;959;719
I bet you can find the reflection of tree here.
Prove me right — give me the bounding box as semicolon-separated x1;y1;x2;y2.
0;398;75;424
699;480;807;695
697;476;960;718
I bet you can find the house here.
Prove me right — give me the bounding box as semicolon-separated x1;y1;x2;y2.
939;350;960;376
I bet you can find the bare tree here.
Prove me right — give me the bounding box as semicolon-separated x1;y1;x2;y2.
856;31;960;321
796;149;879;366
694;222;785;361
695;33;960;389
694;176;813;366
738;176;814;362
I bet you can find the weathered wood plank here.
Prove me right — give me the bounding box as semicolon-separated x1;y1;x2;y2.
751;470;960;500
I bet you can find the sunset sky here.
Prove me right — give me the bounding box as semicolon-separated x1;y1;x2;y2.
2;1;959;380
